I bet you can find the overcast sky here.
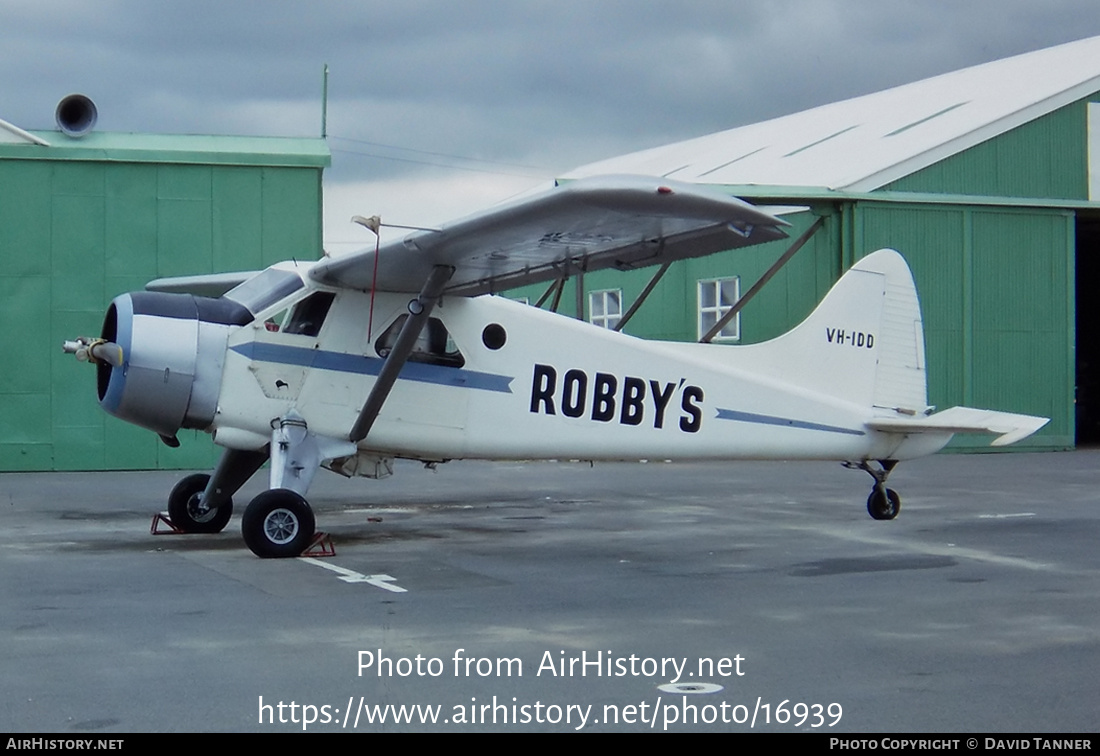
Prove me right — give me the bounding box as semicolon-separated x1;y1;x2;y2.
5;1;1100;252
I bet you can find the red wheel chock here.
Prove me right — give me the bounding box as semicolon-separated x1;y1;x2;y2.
301;531;336;558
151;512;184;535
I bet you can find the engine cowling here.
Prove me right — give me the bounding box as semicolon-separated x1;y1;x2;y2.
95;292;252;440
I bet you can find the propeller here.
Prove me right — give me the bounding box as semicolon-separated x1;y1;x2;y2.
63;337;123;367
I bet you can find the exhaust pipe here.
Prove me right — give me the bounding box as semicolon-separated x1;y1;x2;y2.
55;94;97;137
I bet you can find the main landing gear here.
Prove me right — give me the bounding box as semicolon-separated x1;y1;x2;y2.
161;441;328;558
162;433;342;558
241;489;316;558
163;471;320;557
845;459;901;520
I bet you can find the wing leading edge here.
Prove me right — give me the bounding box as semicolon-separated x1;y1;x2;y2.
310;175;790;296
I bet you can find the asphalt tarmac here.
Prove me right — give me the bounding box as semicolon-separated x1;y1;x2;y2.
2;450;1098;733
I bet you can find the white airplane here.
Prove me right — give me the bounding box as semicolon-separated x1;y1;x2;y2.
63;175;1048;558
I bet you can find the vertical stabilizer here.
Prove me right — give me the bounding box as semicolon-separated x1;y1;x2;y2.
732;249;928;414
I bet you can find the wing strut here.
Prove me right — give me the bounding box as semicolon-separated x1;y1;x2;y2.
535;273;567;311
700;215;825;343
348;265;456;443
574;269;585;321
549;276;567;313
614;260;671;333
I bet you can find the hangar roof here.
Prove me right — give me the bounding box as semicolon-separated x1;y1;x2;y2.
0;129;329;168
564;35;1100;193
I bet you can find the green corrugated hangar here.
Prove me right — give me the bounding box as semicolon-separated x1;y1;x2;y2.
0;102;329;471
545;34;1100;452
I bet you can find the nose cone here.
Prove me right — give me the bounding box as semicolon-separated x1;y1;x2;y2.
98;292;202;438
82;290;247;440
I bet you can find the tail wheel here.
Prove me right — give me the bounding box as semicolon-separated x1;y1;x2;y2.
867;487;901;520
242;489;315;558
168;473;233;533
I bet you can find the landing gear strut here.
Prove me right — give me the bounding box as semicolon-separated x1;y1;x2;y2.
845;460;901;520
164;448;267;536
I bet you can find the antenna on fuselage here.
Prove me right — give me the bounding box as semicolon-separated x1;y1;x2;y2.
352;215;384;340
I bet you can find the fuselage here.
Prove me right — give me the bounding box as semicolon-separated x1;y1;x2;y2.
206;271;941;464
89;258;954;468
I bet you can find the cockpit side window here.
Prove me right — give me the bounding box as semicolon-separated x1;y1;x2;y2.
284;292;336;337
374;315;465;368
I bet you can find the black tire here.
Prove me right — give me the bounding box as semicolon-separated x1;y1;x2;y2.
867;487;901;520
241;489;315;558
167;473;233;533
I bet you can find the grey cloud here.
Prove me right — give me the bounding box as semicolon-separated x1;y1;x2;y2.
3;0;1100;182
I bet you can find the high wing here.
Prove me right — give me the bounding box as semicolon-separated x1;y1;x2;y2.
310;175;789;296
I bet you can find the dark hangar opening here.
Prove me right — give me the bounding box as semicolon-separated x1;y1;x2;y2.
1075;215;1100;445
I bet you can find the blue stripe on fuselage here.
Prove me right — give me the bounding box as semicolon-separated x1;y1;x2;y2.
715;408;864;436
229;342;514;393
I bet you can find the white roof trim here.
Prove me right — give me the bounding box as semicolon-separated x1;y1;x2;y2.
565;35;1100;193
0;118;51;146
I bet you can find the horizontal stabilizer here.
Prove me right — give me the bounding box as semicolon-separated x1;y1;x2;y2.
146;271;259;298
868;407;1049;447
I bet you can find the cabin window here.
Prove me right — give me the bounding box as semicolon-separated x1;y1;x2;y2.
263;308;289;333
588;289;622;330
261;291;335;336
482;323;507;350
374;315;466;368
698;277;740;341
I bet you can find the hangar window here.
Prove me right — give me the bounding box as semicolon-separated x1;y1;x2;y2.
589;289;622;330
374;315;465;368
698;277;740;341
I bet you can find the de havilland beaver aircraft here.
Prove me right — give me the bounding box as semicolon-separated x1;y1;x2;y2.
63;175;1048;558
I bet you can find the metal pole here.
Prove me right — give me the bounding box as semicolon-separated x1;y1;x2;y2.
700;215;825;343
321;64;329;138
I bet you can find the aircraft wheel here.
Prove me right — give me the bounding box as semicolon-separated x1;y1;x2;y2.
167;473;233;533
242;489;315;558
867;487;901;520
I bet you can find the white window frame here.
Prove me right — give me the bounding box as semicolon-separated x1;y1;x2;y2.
588;289;622;330
697;277;741;341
